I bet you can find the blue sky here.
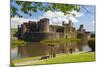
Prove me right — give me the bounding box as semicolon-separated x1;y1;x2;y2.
75;5;95;31
11;0;95;31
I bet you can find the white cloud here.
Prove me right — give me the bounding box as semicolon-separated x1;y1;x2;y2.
11;17;38;28
69;11;84;17
39;10;83;25
11;10;84;28
66;16;79;23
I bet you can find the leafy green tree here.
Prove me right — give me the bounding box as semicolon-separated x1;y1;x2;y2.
88;38;95;51
11;0;80;17
91;33;95;38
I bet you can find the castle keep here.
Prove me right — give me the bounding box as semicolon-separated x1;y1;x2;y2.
15;18;91;57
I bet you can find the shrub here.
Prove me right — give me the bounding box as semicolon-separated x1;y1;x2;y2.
11;61;15;67
88;39;95;51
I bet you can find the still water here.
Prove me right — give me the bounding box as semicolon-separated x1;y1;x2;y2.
11;44;91;59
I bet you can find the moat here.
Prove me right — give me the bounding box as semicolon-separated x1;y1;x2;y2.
11;43;91;59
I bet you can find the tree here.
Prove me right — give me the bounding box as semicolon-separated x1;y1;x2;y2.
11;0;80;17
91;33;95;38
88;38;95;51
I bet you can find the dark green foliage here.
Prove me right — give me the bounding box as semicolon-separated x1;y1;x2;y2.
10;61;15;67
88;39;95;51
11;6;18;17
91;33;95;38
11;1;80;17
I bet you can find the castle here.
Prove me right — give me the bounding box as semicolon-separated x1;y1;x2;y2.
15;18;91;57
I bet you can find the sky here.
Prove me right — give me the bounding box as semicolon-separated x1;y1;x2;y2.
11;0;95;32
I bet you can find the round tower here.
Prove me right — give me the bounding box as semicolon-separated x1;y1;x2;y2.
37;18;49;32
79;24;85;32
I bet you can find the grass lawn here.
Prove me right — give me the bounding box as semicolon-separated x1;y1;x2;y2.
32;52;95;65
13;52;95;66
13;56;41;63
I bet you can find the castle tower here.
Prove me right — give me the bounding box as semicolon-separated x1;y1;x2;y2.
21;23;28;33
28;21;37;32
68;20;73;32
18;25;21;33
37;18;49;32
78;24;85;32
